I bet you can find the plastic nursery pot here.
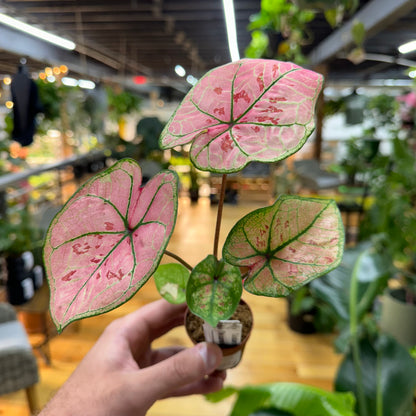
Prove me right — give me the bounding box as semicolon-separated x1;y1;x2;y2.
185;299;253;371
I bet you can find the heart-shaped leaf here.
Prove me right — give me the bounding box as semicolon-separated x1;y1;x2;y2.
159;58;323;173
43;158;178;331
154;263;190;304
223;195;344;297
186;255;242;327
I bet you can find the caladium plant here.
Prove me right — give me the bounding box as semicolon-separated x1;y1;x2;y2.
44;58;344;333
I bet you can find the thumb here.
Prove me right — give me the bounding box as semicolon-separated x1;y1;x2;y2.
141;342;222;399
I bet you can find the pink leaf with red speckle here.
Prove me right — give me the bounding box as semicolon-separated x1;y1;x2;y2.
223;195;344;297
43;158;178;332
159;58;323;173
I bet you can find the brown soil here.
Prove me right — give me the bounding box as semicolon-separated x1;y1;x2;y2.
185;301;253;345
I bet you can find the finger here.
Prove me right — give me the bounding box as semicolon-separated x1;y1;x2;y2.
137;342;222;402
149;346;185;365
165;373;225;398
148;348;226;381
120;300;187;346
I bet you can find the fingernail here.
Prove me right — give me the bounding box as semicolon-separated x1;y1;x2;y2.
197;342;220;371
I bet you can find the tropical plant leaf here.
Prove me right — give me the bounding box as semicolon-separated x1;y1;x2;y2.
159;59;323;173
335;334;416;416
205;386;238;403
207;383;355;416
223;195;344;297
186;255;242;327
44;158;178;331
154;263;189;304
310;242;390;324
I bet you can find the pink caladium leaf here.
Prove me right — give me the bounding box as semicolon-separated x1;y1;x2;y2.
222;195;344;297
159;58;323;173
43;158;178;332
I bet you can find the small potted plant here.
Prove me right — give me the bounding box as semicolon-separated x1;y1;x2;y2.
0;204;43;304
43;59;344;369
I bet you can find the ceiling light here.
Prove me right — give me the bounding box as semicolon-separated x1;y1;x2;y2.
222;0;240;62
61;77;78;87
78;79;95;90
186;75;198;86
61;77;95;89
0;13;76;50
398;40;416;54
175;65;186;77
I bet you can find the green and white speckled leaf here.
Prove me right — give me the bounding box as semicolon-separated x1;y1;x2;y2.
186;255;242;327
43;158;178;332
154;263;190;304
223;195;344;297
159;58;323;173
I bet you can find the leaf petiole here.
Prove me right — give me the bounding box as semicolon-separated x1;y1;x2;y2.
164;250;193;271
213;174;227;259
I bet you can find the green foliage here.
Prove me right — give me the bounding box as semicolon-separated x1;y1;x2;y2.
245;30;270;59
289;285;337;333
186;255;243;327
323;97;346;117
351;20;365;46
154;263;189;304
359;138;416;296
311;243;391;350
311;243;416;415
206;383;356;416
136;117;164;157
0;205;42;256
246;0;315;63
246;0;359;62
36;79;62;121
336;335;416;416
331;93;399;185
107;87;141;122
365;94;399;130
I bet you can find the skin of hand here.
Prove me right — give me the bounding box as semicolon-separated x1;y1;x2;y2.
39;299;226;416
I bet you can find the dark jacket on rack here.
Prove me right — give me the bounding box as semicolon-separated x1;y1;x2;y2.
11;66;42;146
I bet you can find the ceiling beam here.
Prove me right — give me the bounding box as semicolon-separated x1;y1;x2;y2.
308;0;416;66
19;1;256;13
0;24;117;78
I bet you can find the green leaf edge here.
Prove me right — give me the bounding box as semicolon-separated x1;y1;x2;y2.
43;157;179;333
223;195;345;298
159;59;323;174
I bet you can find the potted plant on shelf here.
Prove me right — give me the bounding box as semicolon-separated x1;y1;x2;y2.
0;204;43;305
43;58;344;370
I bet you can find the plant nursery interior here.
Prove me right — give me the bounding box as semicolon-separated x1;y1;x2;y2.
1;1;416;415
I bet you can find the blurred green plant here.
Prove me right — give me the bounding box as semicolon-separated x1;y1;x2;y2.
246;0;360;63
0;204;42;256
206;382;356;416
311;243;416;416
106;87;142;122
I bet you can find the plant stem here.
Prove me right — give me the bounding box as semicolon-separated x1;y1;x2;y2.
164;250;193;271
350;258;368;416
213;174;227;259
376;346;383;416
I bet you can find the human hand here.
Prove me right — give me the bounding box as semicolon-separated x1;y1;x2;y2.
39;299;225;416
